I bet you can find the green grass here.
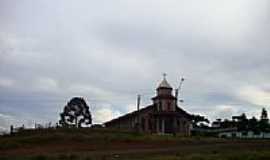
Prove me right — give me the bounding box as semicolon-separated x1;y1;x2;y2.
0;128;222;150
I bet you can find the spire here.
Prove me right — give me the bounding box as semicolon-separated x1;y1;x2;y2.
163;73;167;79
158;73;172;89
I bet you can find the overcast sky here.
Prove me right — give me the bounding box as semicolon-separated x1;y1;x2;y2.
1;0;270;131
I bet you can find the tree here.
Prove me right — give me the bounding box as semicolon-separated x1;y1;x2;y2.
59;97;92;128
220;119;233;128
191;114;209;127
261;108;268;120
248;116;259;134
259;108;269;134
233;113;249;131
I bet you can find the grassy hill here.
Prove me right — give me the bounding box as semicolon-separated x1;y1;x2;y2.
1;128;270;160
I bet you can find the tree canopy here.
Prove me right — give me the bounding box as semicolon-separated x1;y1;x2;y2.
212;108;270;133
59;97;92;128
191;114;209;127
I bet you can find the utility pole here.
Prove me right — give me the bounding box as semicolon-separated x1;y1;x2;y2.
137;94;141;112
136;94;141;132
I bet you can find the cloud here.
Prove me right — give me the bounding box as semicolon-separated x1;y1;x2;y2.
0;0;270;130
0;77;15;88
0;113;20;132
213;105;240;120
34;77;59;92
238;86;270;106
93;105;121;124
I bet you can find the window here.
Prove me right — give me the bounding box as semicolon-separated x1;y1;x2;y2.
177;120;180;126
141;118;145;131
148;119;152;130
167;101;171;111
159;101;162;111
183;121;186;126
159;119;162;131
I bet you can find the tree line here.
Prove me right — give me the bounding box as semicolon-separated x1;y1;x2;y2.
211;108;270;133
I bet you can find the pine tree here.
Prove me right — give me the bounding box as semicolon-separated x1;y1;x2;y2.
261;108;268;120
259;108;269;135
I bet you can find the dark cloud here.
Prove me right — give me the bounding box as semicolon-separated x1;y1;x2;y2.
1;0;270;130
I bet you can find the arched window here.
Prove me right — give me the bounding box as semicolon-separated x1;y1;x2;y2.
159;100;162;111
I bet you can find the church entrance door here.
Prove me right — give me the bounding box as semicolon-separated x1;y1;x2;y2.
164;118;174;133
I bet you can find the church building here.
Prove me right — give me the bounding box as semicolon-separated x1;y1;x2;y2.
104;76;192;135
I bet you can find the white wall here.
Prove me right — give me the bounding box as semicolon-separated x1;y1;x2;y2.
219;131;270;139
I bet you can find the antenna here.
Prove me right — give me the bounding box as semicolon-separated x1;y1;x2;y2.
175;77;185;105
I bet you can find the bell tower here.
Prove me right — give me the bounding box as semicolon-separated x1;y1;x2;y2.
152;74;176;112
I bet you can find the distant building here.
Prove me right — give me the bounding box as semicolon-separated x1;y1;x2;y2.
218;131;270;139
207;114;270;139
104;76;192;135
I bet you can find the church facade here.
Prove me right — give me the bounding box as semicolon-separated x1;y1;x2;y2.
104;77;192;135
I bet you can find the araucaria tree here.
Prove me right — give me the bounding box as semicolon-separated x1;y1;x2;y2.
259;107;269;133
59;97;92;128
